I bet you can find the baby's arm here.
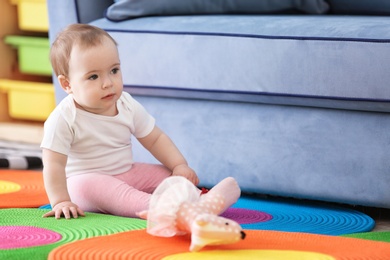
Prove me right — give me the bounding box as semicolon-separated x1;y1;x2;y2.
41;149;85;219
137;126;199;185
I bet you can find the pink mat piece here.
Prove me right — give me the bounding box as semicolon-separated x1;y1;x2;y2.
221;208;273;224
0;226;62;249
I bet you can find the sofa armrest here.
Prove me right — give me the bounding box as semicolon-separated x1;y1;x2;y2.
47;0;77;43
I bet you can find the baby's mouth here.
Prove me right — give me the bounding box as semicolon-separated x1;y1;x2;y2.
102;93;115;99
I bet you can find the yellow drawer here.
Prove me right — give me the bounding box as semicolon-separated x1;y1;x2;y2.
0;79;55;121
10;0;49;32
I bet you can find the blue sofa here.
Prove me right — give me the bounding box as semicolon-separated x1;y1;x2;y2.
47;0;390;209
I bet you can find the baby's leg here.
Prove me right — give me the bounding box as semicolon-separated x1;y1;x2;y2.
115;163;172;194
67;173;151;217
67;163;171;217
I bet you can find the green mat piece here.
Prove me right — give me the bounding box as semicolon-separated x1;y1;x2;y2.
0;208;146;260
343;231;390;243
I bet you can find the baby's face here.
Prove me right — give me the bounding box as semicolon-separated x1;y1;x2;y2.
66;36;123;116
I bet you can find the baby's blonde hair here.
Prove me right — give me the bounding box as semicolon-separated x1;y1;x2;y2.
50;23;117;77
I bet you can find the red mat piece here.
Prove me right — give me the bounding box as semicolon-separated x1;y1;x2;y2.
49;229;390;259
0;170;49;208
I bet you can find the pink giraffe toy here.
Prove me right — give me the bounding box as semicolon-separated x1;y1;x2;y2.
138;176;246;252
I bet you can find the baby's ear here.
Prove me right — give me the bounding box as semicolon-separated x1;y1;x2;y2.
58;75;72;94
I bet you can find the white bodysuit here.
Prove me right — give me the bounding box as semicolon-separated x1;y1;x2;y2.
41;92;155;177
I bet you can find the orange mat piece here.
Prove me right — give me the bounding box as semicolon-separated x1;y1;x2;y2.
0;170;49;208
49;229;390;259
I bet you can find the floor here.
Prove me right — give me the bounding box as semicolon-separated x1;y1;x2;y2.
356;205;390;232
0;121;389;232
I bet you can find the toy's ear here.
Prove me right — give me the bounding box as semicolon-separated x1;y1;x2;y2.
195;216;208;227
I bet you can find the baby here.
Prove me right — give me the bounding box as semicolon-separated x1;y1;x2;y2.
41;24;199;219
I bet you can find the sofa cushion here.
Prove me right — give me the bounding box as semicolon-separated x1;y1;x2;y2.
105;0;329;21
91;15;390;112
328;0;390;15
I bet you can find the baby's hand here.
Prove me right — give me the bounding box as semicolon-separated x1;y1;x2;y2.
42;201;85;219
172;164;199;186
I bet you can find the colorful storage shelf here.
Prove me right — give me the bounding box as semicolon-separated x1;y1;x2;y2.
5;35;51;76
0;79;55;121
1;0;54;122
10;0;49;32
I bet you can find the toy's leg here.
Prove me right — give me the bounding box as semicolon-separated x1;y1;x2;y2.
203;177;241;214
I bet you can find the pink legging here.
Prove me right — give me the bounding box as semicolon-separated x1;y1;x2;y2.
66;163;172;217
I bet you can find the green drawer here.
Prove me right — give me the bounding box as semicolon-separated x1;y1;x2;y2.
5;35;51;76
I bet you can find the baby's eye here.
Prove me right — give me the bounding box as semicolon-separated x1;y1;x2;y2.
111;68;119;74
88;74;98;80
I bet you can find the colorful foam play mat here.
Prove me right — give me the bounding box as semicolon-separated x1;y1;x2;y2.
0;169;384;259
0;170;49;208
1;202;381;259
